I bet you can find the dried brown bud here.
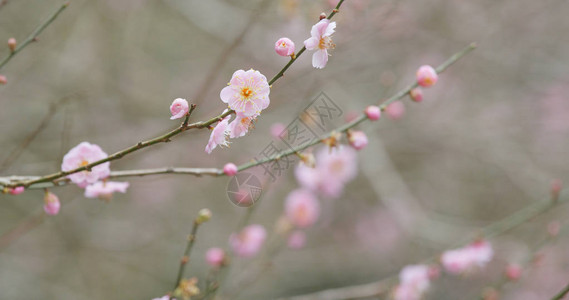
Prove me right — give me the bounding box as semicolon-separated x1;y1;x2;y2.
319;12;327;20
7;38;16;52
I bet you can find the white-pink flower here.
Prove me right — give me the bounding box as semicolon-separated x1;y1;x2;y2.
170;98;189;120
393;264;432;300
229;224;266;258
275;37;295;57
61;142;110;188
220;69;270;117
228;113;255;138
285;189;320;228
84;181;129;200
205;113;231;154
295;146;358;198
304;19;336;69
441;240;493;274
348;130;368;150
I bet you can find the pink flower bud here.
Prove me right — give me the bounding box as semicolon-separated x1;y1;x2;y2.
274;37;295;57
170;98;189;120
551;179;562;199
416;65;438;87
365;105;381;121
44;191;61;215
223;163;238;176
270;122;286;139
409;88;423;102
385;102;405;120
7;38;16;52
505;263;522;281
287;230;306;250
205;247;226;267
9;186;25;195
348;131;368;150
0;75;6;85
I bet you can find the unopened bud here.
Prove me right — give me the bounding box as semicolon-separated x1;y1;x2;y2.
0;75;6;85
505;263;522;281
7;38;16;52
196;208;212;224
319;12;327;20
548;220;561;237
43;191;61;216
551;179;562;200
409;88;424;102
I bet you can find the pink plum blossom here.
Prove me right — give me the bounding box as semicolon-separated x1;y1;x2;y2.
205;113;231;154
169;98;189;120
229;224;266;258
228;114;255;138
348;130;368;150
8;186;25;195
295;146;358;198
223;163;238;176
409;88;423;102
505;263;522;281
287;230;306;250
285;189;320;228
220;69;270;117
416;65;438;87
441;240;494;274
44;191;61;215
206;247;226;267
84;181;129;200
61;142;110;188
304;19;336;69
275;37;295;57
385;101;405;120
365;105;381;121
393;264;432;300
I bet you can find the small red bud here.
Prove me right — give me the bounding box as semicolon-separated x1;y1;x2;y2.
7;38;16;52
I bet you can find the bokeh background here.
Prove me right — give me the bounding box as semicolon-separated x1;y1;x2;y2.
1;0;569;299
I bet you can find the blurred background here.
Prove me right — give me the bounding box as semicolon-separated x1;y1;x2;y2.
1;0;569;299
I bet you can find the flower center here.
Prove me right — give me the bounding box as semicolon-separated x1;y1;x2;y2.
80;160;89;167
319;36;335;50
241;87;253;98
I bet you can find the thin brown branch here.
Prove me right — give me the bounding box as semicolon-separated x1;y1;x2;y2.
0;2;69;71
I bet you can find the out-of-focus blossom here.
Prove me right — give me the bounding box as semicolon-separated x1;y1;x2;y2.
223;163;238;176
84;181;129;201
205;114;231;154
285;189;320;228
505;263;522;281
295;146;358;198
385;101;405;120
416;65;438;87
0;75;6;85
365;105;381;121
299;152;315;168
229;224;266;258
275;37;295;57
548;220;561;237
409;88;423;102
152;296;174;300
8;186;25;195
393;264;432;300
170;98;189;120
441;240;493;274
228;114;255;138
551;179;562;199
220;69;270;117
287;230;306;250
270;122;286;139
304;19;336;69
206;248;226;267
44;191;61;216
62;142;110;188
348;130;368;150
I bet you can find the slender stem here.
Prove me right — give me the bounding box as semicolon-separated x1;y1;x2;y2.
551;281;569;300
0;2;69;71
1;0;349;191
173;220;201;291
0;43;476;190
